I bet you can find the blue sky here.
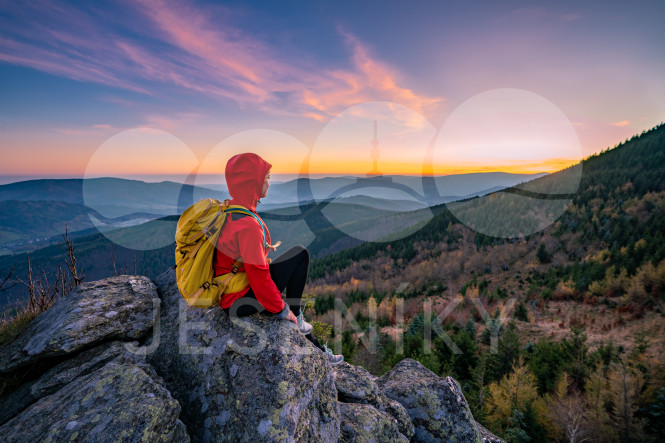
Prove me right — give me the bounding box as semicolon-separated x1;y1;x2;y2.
0;0;664;180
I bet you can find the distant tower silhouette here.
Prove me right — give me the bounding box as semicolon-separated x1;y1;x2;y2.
367;120;383;177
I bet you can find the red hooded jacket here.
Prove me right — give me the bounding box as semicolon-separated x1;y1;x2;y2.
213;153;287;314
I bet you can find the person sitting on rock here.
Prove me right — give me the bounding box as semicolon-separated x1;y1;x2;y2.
213;152;344;366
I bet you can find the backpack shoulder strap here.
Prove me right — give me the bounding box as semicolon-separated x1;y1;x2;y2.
224;206;268;251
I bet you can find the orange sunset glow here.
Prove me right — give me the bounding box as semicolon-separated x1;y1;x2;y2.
1;1;660;184
83;158;579;178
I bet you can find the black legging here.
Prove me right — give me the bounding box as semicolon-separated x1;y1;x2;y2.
223;245;323;349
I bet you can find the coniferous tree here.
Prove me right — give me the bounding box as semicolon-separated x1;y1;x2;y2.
514;301;529;322
537;243;552;264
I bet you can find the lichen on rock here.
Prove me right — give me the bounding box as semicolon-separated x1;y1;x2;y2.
148;268;340;442
0;276;159;373
334;362;414;440
339;402;409;443
0;341;187;442
376;358;484;443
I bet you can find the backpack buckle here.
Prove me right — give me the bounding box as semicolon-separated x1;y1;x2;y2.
201;282;210;290
231;266;239;274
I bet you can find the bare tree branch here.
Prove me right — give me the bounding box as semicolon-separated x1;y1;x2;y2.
16;255;37;313
0;264;16;293
60;224;84;286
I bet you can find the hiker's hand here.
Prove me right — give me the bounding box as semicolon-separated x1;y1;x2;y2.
286;310;297;324
268;241;282;251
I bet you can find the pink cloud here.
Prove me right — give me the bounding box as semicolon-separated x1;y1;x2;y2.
302;112;328;123
1;0;441;121
54;128;100;136
136;0;443;118
54;123;120;136
610;120;630;127
299;32;444;121
143;112;206;132
0;40;148;96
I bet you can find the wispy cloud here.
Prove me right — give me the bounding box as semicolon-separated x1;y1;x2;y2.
0;0;154;95
0;0;441;121
143;112;206;132
54;123;119;136
54;128;100;136
496;7;582;25
561;13;581;22
610;120;631;127
302;30;443;119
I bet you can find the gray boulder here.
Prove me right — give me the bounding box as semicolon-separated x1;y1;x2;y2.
334;362;414;439
376;358;483;443
0;341;187;442
0;276;159;373
339;402;409;443
334;361;384;403
148;268;339;442
1;340;138;425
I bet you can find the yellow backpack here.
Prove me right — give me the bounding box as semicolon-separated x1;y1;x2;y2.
174;198;265;308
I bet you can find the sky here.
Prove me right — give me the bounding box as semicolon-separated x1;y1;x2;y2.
1;0;664;183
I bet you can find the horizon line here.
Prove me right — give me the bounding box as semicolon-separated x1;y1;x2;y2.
0;171;551;186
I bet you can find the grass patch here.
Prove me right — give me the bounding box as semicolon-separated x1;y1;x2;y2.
0;309;39;397
0;309;37;348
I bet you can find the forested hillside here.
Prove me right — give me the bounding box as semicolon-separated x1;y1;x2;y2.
307;123;665;442
2;124;664;441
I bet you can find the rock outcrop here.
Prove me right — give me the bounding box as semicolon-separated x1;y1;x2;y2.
0;276;158;373
334;362;414;440
0;271;503;442
376;358;483;442
0;276;186;442
149;268;340;442
339;403;408;443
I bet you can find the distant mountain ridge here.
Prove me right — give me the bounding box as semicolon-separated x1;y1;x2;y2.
0;172;547;215
0;200;164;256
0;171;548;310
0;178;226;218
260;172;547;206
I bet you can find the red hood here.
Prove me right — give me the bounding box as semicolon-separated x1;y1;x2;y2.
225;153;271;211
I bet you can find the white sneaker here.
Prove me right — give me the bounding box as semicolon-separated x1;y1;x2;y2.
297;309;313;334
322;342;344;366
